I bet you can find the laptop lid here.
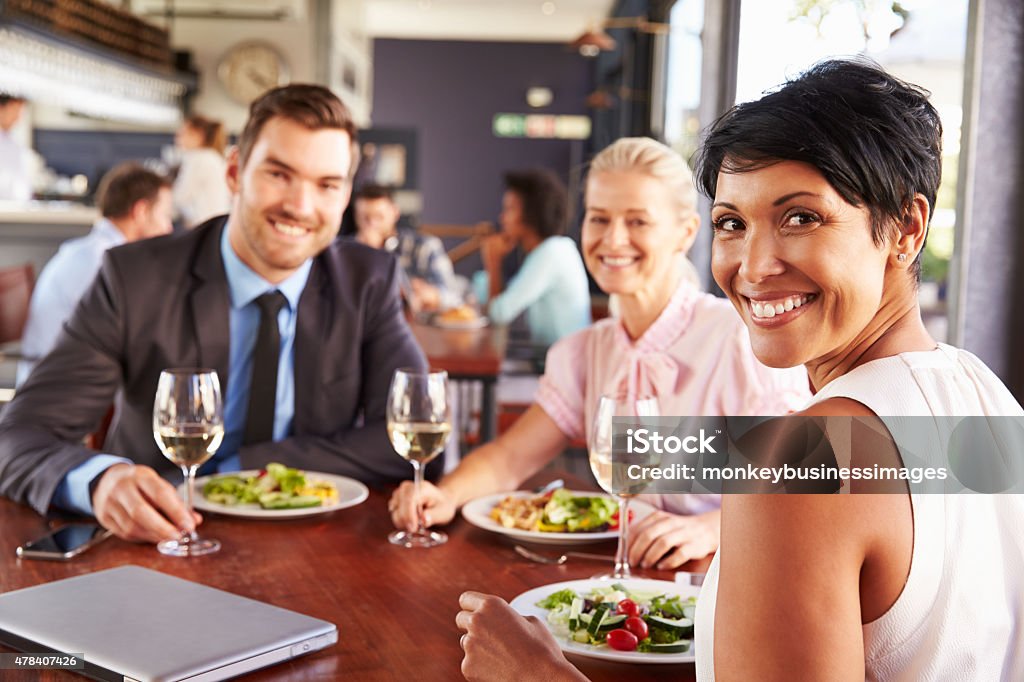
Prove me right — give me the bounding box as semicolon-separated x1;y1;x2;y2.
0;565;337;682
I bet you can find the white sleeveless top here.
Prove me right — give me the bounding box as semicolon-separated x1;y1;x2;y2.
695;344;1024;681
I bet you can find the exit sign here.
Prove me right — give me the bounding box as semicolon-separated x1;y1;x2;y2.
493;113;592;140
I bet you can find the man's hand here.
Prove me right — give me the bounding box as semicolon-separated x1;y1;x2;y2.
91;463;201;543
627;509;720;569
456;592;587;682
410;278;442;311
388;479;456;532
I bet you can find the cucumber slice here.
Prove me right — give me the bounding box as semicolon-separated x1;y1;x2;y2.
595;614;627;631
682;604;696;620
586;603;611;637
259;494;323;509
645;615;694;638
568;598;583;630
649;640;691;654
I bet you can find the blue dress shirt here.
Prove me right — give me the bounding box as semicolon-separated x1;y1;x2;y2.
18;218;126;386
51;223;312;515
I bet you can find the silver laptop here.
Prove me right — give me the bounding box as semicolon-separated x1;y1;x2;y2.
0;565;337;681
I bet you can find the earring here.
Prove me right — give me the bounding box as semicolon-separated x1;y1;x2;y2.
897;253;907;262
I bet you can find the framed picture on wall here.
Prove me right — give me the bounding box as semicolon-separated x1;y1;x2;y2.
354;128;418;191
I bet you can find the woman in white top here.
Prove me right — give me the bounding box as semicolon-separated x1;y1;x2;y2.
455;60;1024;681
173;115;231;228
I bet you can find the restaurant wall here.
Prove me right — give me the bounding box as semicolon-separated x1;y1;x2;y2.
370;39;593;232
168;15;316;134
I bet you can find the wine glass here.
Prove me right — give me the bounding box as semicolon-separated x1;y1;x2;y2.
589;393;659;579
152;368;224;557
387;368;453;548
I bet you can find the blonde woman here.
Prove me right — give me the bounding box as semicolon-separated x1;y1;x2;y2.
390;138;809;569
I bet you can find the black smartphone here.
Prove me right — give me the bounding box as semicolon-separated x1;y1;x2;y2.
16;523;112;561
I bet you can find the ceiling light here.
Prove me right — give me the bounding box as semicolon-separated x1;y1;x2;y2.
569;16;671;57
570;28;616;57
526;87;553;108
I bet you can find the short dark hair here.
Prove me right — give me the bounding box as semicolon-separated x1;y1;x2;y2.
0;94;26;106
503;169;567;239
95;162;171;219
237;84;358;168
354;184;395;203
695;58;942;274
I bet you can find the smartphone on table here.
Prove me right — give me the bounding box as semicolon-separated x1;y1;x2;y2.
16;523;112;561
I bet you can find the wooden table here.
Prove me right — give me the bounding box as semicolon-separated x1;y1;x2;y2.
0;475;702;681
410;322;508;443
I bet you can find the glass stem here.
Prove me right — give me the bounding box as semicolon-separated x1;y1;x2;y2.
614;496;631;578
412;460;425;536
182;465;198;542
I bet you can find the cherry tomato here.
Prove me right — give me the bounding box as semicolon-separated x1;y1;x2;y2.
606;628;639;652
608;509;635;530
623;616;648;640
616;599;639;617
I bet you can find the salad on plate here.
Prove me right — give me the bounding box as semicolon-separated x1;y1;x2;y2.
490;488;626;533
202;462;339;510
537;582;696;654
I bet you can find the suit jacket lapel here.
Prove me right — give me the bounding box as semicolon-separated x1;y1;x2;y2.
189;220;232;392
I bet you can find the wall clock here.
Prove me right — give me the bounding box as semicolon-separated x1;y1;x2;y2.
217;42;289;104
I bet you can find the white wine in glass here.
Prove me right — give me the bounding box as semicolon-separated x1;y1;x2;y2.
387;369;452;548
388;421;453;463
152;368;224;557
590;393;659;579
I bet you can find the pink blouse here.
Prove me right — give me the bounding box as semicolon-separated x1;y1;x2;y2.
535;282;811;514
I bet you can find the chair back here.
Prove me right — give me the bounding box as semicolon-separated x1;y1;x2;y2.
0;263;34;345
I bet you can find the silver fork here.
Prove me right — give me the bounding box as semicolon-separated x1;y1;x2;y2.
514;545;614;565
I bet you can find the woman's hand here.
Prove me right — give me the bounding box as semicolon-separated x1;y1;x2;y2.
388;479;457;532
480;233;515;272
627;509;720;569
456;592;587;682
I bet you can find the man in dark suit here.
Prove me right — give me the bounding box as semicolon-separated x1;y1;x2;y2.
0;84;436;544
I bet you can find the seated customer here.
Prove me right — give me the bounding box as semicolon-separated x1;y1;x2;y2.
457;60;1024;682
391;138;809;568
17;163;173;386
353;183;461;311
0;84;434;545
476;169;591;347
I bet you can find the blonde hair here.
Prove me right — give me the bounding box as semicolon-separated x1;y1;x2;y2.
588;137;698;213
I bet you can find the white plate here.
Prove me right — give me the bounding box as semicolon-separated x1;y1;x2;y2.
510;578;698;664
433;315;488;330
186;470;369;519
461;490;655;545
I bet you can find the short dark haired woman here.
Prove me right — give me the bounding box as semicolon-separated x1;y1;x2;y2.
476;168;591;347
455;59;1024;682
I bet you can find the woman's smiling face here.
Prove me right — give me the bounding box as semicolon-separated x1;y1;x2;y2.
582;170;695;299
710;160;892;369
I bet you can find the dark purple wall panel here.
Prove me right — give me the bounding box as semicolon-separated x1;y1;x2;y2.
371;39;593;226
